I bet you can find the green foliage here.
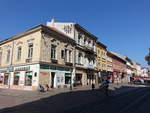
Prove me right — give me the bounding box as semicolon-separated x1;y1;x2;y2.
145;55;150;65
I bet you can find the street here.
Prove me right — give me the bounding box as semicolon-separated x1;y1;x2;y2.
63;87;150;113
0;84;149;113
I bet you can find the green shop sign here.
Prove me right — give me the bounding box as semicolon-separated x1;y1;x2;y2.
40;64;73;71
65;73;71;77
14;72;19;76
26;72;32;76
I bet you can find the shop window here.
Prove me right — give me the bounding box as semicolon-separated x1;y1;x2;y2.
65;73;71;84
75;74;82;86
25;72;32;86
14;72;19;85
0;76;3;84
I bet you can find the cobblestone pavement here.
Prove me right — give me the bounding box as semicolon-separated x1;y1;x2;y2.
0;83;146;113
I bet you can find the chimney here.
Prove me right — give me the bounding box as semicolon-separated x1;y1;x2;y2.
51;18;56;23
50;18;56;27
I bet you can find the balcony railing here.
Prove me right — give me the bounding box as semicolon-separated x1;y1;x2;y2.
51;58;58;63
65;61;73;66
26;58;32;63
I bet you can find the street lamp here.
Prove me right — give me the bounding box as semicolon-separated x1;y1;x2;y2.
70;68;73;90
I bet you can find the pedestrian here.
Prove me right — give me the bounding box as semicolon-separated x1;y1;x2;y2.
46;84;49;91
100;76;110;96
91;83;95;90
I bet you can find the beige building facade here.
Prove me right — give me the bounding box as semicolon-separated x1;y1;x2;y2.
0;25;76;90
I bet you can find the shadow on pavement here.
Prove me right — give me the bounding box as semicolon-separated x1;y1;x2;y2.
0;85;143;113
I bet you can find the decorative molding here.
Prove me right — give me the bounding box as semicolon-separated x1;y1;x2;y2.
27;38;35;42
16;41;23;45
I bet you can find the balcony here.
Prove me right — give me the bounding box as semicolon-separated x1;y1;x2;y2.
65;61;73;66
51;58;58;64
26;58;32;63
84;64;95;69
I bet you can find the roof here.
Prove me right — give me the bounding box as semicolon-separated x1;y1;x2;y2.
110;51;126;61
0;24;75;45
110;51;126;63
96;41;107;49
75;24;97;40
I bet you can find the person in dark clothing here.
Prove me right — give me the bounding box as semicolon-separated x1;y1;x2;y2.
100;76;110;96
91;83;95;90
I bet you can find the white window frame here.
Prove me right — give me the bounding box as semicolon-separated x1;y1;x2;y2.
28;43;33;59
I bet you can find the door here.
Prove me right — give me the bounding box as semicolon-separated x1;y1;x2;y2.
4;73;9;85
51;72;55;88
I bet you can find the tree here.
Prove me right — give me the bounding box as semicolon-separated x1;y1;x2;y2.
145;48;150;65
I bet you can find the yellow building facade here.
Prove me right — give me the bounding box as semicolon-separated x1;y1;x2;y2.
96;42;107;81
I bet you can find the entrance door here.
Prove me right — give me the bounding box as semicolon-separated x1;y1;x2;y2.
51;72;55;88
4;73;9;85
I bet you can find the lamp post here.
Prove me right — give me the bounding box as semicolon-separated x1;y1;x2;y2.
70;69;73;90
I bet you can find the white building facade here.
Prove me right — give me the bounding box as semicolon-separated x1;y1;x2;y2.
47;19;97;86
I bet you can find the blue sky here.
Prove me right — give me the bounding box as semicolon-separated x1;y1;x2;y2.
0;0;149;67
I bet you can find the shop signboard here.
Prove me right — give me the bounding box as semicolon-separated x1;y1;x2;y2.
14;66;30;71
0;66;13;72
40;64;73;71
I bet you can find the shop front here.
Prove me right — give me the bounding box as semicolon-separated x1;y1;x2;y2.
86;69;96;85
113;69;121;83
107;71;113;83
74;73;82;86
40;64;73;89
9;64;39;90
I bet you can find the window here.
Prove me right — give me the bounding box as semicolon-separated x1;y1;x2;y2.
69;50;72;62
78;53;82;64
65;73;71;84
17;47;22;61
25;72;32;86
0;52;2;65
51;45;56;59
61;50;65;59
84;37;86;44
65;49;68;62
14;72;19;85
28;43;33;58
88;40;91;44
6;50;10;63
78;33;82;44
